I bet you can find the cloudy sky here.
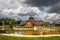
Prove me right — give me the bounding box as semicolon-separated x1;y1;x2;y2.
0;0;60;22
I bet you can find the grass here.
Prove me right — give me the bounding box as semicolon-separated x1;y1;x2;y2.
0;25;60;34
0;35;60;40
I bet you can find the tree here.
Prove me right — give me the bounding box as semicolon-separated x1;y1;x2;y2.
44;22;50;27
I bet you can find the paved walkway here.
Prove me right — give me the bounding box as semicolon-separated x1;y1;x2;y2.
0;34;60;37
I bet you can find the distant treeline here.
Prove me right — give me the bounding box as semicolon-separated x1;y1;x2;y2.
0;18;22;26
0;18;60;27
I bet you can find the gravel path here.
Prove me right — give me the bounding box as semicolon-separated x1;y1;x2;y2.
0;34;60;37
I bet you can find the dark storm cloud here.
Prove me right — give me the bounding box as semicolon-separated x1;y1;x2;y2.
24;0;60;13
48;2;60;13
25;0;60;7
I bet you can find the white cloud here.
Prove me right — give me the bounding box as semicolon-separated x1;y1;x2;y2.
0;0;60;22
2;6;41;20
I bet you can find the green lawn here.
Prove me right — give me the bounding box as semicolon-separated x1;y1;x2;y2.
0;35;60;40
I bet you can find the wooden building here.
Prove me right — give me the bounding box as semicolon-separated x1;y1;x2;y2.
25;16;43;27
